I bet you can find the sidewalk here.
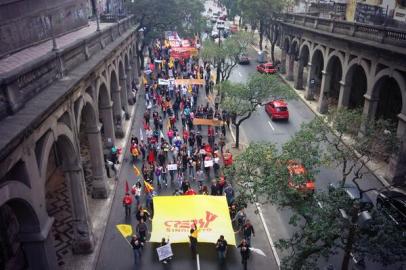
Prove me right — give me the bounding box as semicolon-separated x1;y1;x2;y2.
249;38;392;188
62;77;143;270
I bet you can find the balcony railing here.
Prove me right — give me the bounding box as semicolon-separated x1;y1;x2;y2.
280;13;406;48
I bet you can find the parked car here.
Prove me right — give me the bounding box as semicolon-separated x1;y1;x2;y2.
256;62;277;74
238;54;250;65
287;160;315;195
265;100;289;121
377;190;406;228
329;182;374;213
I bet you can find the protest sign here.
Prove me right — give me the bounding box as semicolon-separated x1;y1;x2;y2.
167;164;178;171
157;243;173;261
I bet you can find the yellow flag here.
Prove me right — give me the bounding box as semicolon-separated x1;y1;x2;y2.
116;224;133;238
133;165;141;176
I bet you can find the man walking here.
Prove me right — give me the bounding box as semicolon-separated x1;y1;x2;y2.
238;239;250;270
122;193;133;217
136;219;149;245
242;219;255;245
130;235;143;265
216;235;228;264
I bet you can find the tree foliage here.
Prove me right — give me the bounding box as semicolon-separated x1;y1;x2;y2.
226;109;404;269
237;0;286;50
220;73;295;148
125;0;204;67
200;32;253;82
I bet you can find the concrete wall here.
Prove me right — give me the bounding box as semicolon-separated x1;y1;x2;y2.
0;0;90;58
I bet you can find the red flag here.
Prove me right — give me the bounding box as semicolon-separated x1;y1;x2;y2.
125;180;129;193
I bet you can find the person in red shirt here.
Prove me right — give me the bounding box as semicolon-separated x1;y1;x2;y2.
123;193;133;216
148;149;155;165
183;129;189;144
184;186;197;195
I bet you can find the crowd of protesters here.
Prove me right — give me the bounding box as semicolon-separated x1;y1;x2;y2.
111;37;254;268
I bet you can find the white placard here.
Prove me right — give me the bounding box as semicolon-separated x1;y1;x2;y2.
158;79;169;85
214;157;220;163
199;149;206;155
167;164;178;171
156;243;173;261
204;160;213;167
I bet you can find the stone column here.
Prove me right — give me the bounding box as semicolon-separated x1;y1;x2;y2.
317;70;330;114
286;55;295;81
359;93;379;135
20;217;58;270
64;165;94;254
338;80;351;109
294;60;305;90
119;76;130;118
86;124;109;199
280;50;287;74
126;66;134;106
131;58;139;84
111;88;124;138
305;63;315;100
386;113;406;185
99;102;116;147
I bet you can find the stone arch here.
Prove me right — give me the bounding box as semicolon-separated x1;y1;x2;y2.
371;69;405;119
38;124;78;181
39;124;94;261
286;39;300;81
110;68;124;137
341;58;370;109
318;52;344;113
0;194;56;270
305;46;325;100
97;79;115;146
295;43;311;89
283;36;291;53
76;92;97;133
77;92;108;199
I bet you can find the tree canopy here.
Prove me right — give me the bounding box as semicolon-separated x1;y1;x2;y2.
226;109;404;269
220;73;295;148
200;31;253;82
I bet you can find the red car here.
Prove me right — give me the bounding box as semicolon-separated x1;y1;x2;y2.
287;160;315;195
256;63;277;74
265;100;289;121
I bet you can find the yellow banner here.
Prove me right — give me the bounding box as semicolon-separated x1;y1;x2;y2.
150;195;235;245
116;224;133;238
175;79;204;85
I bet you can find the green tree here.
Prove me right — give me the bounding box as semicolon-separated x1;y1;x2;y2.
200;31;253;84
226;109;404;270
220;73;295;148
238;0;286;50
125;0;204;68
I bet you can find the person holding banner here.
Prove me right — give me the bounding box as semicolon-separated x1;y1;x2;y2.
189;223;200;258
159;238;173;264
216;235;228;263
130;235;143;265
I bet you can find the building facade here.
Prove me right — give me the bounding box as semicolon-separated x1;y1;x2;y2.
278;13;406;185
0;4;140;269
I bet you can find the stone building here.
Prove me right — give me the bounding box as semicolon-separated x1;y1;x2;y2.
278;13;406;185
0;0;141;269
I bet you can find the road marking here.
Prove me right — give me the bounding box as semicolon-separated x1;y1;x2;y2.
238;71;242;77
268;121;275;131
255;202;281;267
196;253;200;270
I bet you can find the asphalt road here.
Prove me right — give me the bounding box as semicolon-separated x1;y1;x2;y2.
228;47;400;270
95;69;279;270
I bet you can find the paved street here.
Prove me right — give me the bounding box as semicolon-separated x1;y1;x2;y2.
227;47;399;269
96;73;279;270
